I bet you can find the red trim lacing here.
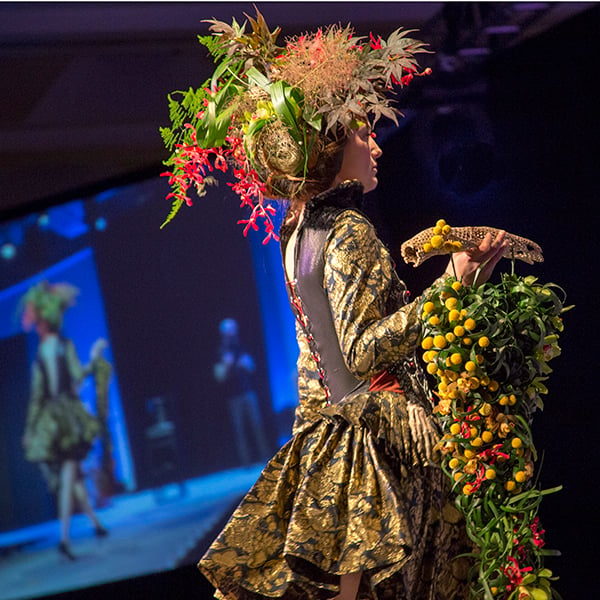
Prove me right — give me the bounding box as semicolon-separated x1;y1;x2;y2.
287;279;331;404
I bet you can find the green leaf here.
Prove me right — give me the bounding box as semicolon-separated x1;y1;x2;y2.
246;66;271;89
269;80;303;144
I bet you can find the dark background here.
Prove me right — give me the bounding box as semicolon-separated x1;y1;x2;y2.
1;2;598;598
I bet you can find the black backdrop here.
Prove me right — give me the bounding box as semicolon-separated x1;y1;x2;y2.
45;5;598;598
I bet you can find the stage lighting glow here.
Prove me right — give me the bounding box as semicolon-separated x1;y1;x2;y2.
0;242;16;260
95;217;108;231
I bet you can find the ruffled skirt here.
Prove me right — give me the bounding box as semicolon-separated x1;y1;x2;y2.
199;391;471;599
25;393;100;464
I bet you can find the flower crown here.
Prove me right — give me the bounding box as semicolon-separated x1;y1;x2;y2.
160;8;431;242
21;281;79;329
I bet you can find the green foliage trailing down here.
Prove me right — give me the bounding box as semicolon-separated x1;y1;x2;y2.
419;269;572;599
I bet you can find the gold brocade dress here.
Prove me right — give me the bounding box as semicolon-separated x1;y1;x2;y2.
24;336;103;491
199;182;471;599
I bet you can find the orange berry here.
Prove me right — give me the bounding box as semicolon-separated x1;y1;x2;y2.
515;470;527;483
481;431;494;443
433;335;447;349
445;297;458;310
448;309;461;322
464;318;476;331
431;235;443;249
450;353;463;365
421;336;434;350
478;403;492;416
423;301;435;314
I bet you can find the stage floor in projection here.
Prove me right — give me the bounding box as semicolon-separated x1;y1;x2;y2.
0;464;264;600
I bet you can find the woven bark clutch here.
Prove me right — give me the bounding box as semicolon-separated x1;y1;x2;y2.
401;226;543;267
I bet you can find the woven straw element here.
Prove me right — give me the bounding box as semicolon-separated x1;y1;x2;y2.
255;120;304;175
401;226;544;267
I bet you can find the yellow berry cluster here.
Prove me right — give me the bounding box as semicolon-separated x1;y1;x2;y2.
416;253;568;599
420;281;534;499
422;219;463;254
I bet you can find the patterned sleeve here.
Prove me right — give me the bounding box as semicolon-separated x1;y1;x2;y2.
324;210;421;379
25;361;44;433
64;338;88;384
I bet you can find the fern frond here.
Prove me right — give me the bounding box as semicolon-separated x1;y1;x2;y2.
198;34;228;60
167;95;186;129
160;197;185;229
160;126;177;151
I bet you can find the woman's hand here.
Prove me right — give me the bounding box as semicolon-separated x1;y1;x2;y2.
446;230;508;286
90;338;108;361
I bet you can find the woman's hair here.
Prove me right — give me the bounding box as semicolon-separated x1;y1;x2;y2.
254;123;347;208
260;126;347;233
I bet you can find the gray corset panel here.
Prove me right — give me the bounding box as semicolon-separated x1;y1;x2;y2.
288;225;366;405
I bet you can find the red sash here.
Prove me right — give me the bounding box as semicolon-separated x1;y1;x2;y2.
369;369;402;393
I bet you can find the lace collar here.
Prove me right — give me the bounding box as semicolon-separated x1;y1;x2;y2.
280;180;365;246
303;180;364;224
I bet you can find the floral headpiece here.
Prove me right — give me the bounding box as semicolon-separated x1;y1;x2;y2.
160;8;431;242
20;281;79;330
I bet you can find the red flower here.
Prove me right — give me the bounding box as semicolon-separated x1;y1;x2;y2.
214;153;227;172
531;517;546;549
369;32;382;50
478;443;510;465
503;556;533;586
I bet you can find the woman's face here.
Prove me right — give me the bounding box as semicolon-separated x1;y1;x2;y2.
334;125;383;193
21;302;37;332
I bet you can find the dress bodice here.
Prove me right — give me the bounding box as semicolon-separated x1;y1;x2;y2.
281;181;416;406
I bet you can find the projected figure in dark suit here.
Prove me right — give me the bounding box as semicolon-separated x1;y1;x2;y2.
213;318;270;466
20;281;109;560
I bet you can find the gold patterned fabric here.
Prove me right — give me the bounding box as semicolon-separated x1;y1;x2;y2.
199;198;471;599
